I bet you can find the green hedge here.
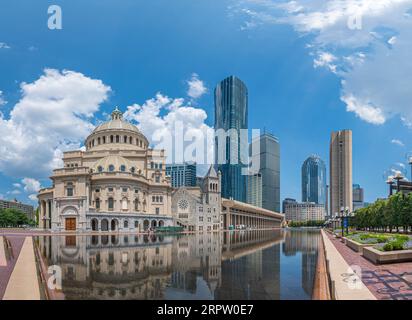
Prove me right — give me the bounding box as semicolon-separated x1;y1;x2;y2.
288;220;325;227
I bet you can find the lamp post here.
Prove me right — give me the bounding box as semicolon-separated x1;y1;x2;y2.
394;171;405;194
386;175;394;197
408;155;412;181
340;206;350;236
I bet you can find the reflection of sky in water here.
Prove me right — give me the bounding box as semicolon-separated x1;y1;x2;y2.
34;229;320;300
165;276;214;300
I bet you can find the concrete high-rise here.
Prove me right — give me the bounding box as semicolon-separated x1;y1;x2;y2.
249;133;281;212
246;173;262;207
301;155;326;206
330;130;353;216
214;76;248;202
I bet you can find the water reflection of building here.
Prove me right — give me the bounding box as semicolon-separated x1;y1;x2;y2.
168;233;222;299
37;234;173;299
282;229;320;298
36;230;293;300
216;230;284;300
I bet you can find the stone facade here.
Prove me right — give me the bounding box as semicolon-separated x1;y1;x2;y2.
38;108;173;232
171;166;222;232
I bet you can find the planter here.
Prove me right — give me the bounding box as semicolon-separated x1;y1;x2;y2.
345;238;374;253
363;247;412;264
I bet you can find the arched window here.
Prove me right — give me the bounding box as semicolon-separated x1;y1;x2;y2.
108;198;114;210
96;198;100;210
97;137;101;145
129;136;132;144
120;165;126;172
116;135;120;143
103;136;106;144
124;220;129;228
130;167;135;173
134;198;139;211
123;135;127;143
109;164;115;172
122;198;128;211
98;166;103;173
110;135;114;143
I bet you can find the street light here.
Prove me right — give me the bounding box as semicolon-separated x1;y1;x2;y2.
386;175;395;197
340;206;350;236
408;152;412;181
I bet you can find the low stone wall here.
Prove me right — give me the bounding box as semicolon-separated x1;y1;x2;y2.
345;238;373;253
363;247;412;264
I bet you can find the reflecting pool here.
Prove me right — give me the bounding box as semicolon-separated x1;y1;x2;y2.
34;229;321;300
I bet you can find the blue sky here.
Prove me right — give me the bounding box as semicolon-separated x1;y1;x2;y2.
0;0;411;206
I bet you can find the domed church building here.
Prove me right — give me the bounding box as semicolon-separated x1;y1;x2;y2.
38;108;173;232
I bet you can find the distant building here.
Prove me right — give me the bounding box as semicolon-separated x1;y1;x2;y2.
172;166;221;232
353;184;365;211
249;133;280;212
166;162;197;188
0;199;34;220
330;130;353;216
282;198;297;214
247;173;262;208
214;76;248;202
301;155;326;206
283;201;326;223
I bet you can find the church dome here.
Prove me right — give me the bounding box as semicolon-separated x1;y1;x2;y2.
93;155;134;173
92;107;141;134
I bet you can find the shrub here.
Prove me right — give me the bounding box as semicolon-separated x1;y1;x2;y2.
382;239;406;251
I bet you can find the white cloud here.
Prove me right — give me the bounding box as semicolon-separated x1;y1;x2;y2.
28;194;38;201
230;0;412;126
12;183;21;188
187;73;207;99
0;69;111;178
313;51;338;73
0;42;10;49
8;190;21;195
22;177;41;193
124;93;214;165
0;91;6;106
342;94;385;125
391;139;405;147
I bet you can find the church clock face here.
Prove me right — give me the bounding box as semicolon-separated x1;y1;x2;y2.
178;199;189;211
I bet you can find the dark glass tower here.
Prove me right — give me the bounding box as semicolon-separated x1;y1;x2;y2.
214;76;248;202
301;155;326;206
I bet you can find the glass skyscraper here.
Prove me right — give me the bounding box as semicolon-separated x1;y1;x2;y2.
301;155;326;206
214;76;248;202
166;162;197;188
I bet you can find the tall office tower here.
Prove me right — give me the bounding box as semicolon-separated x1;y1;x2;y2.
330;130;353;216
250;133;281;212
246;173;262;207
301;155;326;206
352;183;365;211
166;162;197;188
214;76;248;202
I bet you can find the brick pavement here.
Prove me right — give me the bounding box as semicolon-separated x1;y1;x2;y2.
0;236;26;299
326;232;412;300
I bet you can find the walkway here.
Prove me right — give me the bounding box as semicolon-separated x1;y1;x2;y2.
322;230;376;300
0;236;40;300
325;231;412;300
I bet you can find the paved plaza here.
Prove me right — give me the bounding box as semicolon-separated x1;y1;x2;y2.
326;232;412;300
